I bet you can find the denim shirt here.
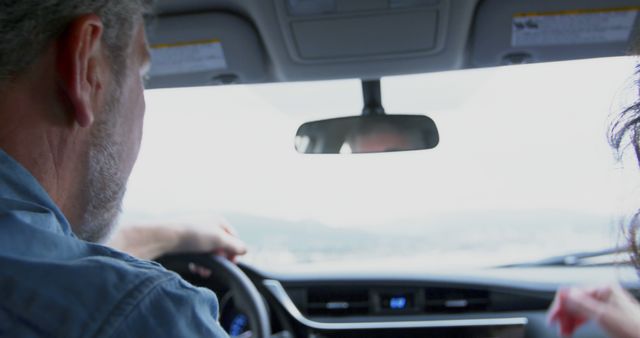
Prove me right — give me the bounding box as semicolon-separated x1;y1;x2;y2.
0;149;228;338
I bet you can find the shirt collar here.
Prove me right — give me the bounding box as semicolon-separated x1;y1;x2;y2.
0;148;74;236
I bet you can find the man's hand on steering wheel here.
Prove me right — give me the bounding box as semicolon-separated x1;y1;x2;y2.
107;218;248;261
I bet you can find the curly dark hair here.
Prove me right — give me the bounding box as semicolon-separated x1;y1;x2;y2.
608;37;640;268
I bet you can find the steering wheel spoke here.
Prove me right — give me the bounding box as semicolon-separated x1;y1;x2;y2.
156;253;271;338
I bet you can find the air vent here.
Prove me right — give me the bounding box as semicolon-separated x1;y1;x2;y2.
424;287;490;313
306;286;370;316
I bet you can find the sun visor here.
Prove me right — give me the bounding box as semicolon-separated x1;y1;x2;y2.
146;13;267;89
470;0;640;67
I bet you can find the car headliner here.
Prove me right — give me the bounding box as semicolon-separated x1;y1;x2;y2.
146;0;639;89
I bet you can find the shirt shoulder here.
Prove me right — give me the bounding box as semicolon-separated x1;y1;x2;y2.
0;247;225;338
98;273;229;338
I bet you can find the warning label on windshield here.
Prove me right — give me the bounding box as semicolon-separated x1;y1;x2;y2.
512;7;639;47
150;39;227;76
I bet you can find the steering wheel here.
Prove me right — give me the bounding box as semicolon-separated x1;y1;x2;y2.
156;253;271;338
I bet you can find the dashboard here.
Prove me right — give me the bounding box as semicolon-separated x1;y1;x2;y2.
168;260;639;338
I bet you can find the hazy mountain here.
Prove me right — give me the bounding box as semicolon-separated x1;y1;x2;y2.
223;210;617;264
121;209;619;266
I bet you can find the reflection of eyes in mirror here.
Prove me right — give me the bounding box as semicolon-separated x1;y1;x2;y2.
345;124;424;153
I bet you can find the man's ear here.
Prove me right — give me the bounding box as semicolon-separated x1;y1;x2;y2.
56;14;105;128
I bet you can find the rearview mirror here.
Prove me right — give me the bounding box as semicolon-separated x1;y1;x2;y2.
295;115;439;154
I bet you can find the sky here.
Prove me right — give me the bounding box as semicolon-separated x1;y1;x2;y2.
122;56;640;230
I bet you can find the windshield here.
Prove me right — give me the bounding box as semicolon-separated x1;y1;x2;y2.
122;57;640;271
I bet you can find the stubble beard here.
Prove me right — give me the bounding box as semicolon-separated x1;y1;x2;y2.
75;85;129;243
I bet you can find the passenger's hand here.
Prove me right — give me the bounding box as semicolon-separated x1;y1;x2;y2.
547;284;640;338
107;220;248;262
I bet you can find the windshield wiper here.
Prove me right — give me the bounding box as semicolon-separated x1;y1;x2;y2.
500;246;630;268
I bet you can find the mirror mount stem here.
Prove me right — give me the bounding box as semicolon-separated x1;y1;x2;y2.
361;79;386;116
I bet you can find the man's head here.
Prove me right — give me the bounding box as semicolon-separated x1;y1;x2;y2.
0;1;153;242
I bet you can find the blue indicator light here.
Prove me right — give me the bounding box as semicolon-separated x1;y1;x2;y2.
389;296;407;309
229;314;248;337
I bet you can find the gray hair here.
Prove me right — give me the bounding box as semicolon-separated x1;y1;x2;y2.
0;0;154;84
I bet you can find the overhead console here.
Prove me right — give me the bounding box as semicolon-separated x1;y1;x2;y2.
267;0;478;80
471;0;640;67
279;0;445;62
